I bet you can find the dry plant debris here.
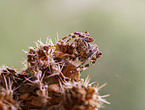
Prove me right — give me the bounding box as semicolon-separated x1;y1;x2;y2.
0;31;110;110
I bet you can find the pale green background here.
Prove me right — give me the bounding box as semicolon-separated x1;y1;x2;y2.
0;0;145;110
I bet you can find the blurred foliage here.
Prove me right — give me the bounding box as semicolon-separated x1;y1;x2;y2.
0;0;145;110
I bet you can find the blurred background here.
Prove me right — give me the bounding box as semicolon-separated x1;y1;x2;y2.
0;0;145;109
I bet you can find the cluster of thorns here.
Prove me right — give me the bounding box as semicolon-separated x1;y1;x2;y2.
0;31;110;110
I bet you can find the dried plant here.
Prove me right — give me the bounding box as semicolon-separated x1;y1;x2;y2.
0;31;110;110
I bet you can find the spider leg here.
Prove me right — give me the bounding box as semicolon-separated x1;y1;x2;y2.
80;51;102;72
79;44;98;66
78;54;97;72
70;37;80;46
79;57;97;72
60;31;93;44
66;34;78;43
77;45;102;72
61;33;73;40
61;32;85;42
60;32;77;42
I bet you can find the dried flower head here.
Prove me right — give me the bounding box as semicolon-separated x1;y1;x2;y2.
0;31;109;110
60;76;110;110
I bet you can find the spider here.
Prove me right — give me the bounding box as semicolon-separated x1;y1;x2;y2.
73;37;102;72
55;31;102;72
54;41;76;61
61;31;94;43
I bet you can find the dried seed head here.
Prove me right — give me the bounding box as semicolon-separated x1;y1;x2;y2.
0;76;21;110
19;82;49;109
61;77;110;110
47;84;62;105
0;31;109;110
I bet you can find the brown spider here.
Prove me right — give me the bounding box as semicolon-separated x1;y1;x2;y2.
61;31;94;43
54;31;93;61
55;31;102;72
54;41;76;61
